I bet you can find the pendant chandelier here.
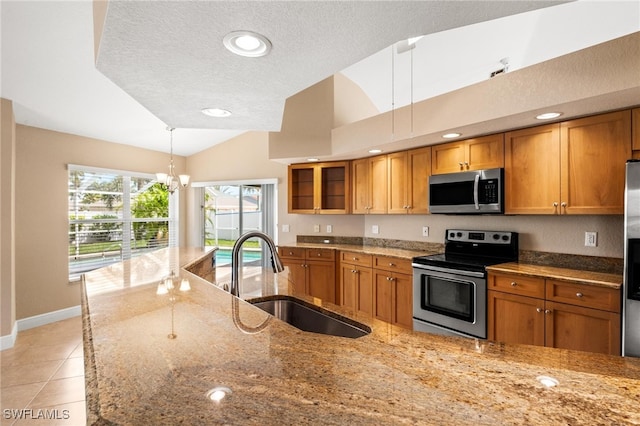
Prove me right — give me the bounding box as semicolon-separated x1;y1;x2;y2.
156;126;189;193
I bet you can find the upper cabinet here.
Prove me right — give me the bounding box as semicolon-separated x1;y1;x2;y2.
387;147;431;214
505;110;631;215
288;161;350;214
431;134;504;175
352;155;387;214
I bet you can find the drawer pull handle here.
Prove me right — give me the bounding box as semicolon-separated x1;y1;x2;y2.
389;263;395;267
576;292;583;298
317;253;321;257
510;282;517;287
288;252;293;255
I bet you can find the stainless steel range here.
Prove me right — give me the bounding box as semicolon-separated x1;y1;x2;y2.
412;229;518;339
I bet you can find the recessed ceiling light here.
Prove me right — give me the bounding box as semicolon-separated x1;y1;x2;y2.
442;133;461;139
223;31;272;57
536;112;562;120
368;149;383;154
202;108;232;118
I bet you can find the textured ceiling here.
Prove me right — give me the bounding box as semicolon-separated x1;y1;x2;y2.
95;1;567;131
3;1;637;157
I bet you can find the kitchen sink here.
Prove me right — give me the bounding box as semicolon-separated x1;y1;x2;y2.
249;297;370;339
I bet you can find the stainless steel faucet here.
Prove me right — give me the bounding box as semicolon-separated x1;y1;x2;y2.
230;230;284;297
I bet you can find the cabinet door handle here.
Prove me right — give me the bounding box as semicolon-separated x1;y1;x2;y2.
351;269;357;274
576;292;583;298
544;309;552;314
536;308;543;313
561;202;567;208
510;282;517;287
553;202;558;207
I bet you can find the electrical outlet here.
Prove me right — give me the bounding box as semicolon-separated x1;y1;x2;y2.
422;226;429;237
326;225;332;233
371;225;379;234
281;224;290;233
585;231;597;247
313;224;320;233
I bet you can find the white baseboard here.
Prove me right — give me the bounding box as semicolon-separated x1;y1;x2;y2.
17;305;81;332
0;322;18;351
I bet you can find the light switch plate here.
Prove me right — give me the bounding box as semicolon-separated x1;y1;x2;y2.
282;224;290;233
422;226;429;237
372;225;379;234
326;225;332;233
313;224;320;233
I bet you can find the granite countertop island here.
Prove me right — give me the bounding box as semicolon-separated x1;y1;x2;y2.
82;247;640;425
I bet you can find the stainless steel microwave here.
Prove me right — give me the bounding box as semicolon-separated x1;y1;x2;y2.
429;168;504;214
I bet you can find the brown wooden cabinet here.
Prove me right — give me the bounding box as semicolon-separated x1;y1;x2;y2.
505;110;631;214
339;251;373;316
387;147;431;214
487;272;621;355
372;256;413;329
431;133;504;175
278;247;336;303
288;161;350;214
352;155;388;214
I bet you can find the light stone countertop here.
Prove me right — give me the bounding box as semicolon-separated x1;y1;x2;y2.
486;262;622;289
81;247;640;425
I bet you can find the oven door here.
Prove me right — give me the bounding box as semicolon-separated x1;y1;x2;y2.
412;265;487;339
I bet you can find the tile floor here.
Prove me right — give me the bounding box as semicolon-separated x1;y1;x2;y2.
1;317;86;425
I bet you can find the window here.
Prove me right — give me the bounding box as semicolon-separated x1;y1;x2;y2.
68;165;176;280
194;180;277;267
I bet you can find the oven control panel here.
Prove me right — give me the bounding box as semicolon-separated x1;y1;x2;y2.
446;229;514;244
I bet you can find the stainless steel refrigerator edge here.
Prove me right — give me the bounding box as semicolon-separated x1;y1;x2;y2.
623;160;640;357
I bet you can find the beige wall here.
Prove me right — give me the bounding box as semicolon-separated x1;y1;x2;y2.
14;125;186;319
1;99;17;336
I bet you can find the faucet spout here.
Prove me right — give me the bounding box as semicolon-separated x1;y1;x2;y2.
230;231;284;297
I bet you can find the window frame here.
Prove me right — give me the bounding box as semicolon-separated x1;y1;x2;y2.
68;164;176;281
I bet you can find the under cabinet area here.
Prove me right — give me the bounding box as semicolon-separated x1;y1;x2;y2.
278;247;337;303
431;133;504;175
487;270;621;356
288;161;350;214
505;110;631;215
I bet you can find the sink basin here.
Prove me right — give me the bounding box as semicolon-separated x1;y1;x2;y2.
249;297;370;339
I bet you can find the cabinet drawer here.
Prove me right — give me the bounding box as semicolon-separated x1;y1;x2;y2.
545;281;621;313
340;251;372;267
306;248;335;261
278;247;305;259
373;256;412;274
488;273;545;298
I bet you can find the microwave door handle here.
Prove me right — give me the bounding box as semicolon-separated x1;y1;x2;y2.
473;174;480;210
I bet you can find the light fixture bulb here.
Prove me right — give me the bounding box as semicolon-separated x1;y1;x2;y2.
223;31;272;57
536;112;562;120
442;132;462;139
202;108;232;118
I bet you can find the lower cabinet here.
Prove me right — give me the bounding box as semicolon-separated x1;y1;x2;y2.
339;251;373;315
372;256;413;329
487;272;621;355
278;247;336;304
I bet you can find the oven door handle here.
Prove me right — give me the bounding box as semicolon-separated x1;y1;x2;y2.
473;174;480;210
412;264;486;278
